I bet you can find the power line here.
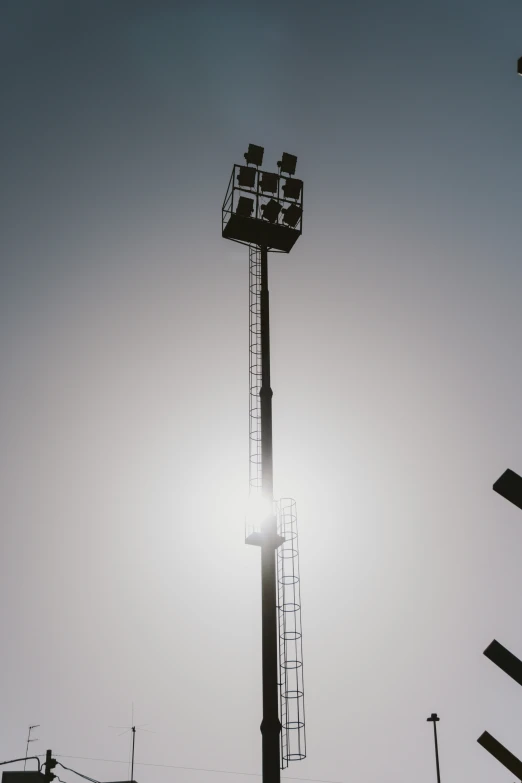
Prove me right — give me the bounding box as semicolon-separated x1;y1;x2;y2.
56;762;101;783
45;755;345;783
54;757;259;777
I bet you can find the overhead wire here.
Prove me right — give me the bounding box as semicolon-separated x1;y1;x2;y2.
56;761;101;783
50;755;345;783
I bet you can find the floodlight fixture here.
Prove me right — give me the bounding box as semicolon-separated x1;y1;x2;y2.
282;178;302;200
244;143;264;167
282;204;302;228
236;196;254;218
518;57;522;75
222;143;303;253
277;152;297;176
237;166;257;188
260;172;279;193
261;199;282;223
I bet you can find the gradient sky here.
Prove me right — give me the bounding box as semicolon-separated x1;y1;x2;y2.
2;2;522;783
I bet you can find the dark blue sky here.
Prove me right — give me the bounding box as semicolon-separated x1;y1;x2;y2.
2;2;522;783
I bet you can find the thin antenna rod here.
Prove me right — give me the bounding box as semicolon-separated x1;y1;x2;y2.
24;726;40;771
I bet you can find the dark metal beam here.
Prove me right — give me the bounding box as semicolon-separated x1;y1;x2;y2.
493;469;522;511
477;731;522;779
484;640;522;688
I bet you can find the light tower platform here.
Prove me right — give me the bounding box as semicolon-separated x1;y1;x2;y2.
223;211;299;253
222;160;303;253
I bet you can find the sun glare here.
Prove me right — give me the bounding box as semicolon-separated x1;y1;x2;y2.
245;493;274;531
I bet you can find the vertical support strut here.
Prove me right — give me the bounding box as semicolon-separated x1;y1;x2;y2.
259;244;282;783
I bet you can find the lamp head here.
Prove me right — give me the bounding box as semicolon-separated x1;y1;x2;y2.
244;143;264;167
261;199;282;223
277;152;297;176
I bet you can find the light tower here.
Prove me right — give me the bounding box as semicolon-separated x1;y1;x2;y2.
222;145;306;783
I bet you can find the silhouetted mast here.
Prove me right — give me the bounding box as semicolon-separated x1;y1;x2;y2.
222;145;306;782
23;726;39;771
427;713;441;783
110;710;154;782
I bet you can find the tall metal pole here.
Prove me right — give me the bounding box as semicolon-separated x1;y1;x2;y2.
259;244;281;783
427;713;441;783
131;726;136;782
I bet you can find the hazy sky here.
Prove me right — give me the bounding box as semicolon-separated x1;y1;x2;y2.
2;2;522;783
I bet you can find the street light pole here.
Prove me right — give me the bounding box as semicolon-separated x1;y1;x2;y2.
427;713;441;783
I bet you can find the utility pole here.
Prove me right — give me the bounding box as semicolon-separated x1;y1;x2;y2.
23;726;40;771
427;713;441;783
43;750;56;783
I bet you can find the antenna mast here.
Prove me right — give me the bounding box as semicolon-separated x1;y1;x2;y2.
23;726;40;771
110;710;155;782
131;726;136;782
